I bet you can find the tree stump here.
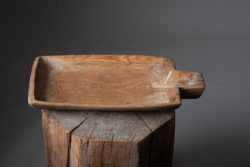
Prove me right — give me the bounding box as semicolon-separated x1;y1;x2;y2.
42;109;175;167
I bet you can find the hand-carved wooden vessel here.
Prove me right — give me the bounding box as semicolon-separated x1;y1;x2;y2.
28;55;205;111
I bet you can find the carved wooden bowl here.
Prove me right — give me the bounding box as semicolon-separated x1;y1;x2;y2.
28;55;205;111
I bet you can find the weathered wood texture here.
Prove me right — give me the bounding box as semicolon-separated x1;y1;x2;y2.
29;55;205;111
42;109;175;167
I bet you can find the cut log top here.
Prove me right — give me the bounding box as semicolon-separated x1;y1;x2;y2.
43;109;174;141
28;55;205;111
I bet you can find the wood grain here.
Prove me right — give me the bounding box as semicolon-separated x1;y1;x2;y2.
42;109;175;167
28;55;205;111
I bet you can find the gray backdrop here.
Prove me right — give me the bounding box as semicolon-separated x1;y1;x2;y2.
1;0;250;166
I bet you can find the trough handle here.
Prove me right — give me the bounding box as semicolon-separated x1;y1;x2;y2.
169;70;206;99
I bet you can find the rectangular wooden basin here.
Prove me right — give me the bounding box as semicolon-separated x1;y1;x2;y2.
28;55;205;111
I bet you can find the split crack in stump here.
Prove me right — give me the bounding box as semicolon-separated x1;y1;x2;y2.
66;115;90;167
134;112;153;132
135;112;153;167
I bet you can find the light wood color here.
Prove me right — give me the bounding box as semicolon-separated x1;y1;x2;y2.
42;109;175;167
28;55;205;111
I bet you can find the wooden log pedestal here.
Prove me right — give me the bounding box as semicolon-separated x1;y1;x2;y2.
42;109;175;167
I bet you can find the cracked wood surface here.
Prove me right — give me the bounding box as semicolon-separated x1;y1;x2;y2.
42;109;175;167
